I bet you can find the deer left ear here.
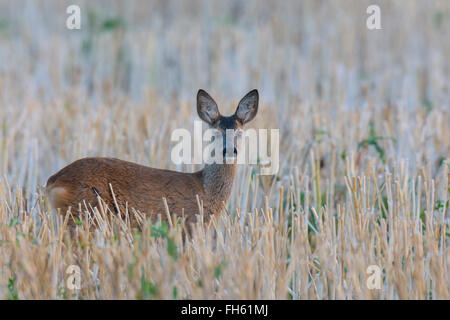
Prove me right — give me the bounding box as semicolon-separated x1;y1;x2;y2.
235;89;259;124
197;89;220;125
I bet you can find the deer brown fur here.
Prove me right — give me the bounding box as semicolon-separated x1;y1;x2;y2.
46;89;259;230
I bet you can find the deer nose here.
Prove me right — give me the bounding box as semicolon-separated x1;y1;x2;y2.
222;148;238;158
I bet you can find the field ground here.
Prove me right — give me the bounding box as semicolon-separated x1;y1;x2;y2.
0;0;448;299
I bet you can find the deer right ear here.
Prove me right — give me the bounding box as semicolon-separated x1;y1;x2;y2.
197;89;220;125
235;89;259;124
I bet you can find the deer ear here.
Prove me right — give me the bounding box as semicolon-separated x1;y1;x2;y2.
235;89;258;124
197;90;220;125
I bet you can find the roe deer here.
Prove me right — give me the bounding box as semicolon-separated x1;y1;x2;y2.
46;89;259;230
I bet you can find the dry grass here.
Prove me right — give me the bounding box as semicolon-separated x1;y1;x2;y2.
0;0;449;299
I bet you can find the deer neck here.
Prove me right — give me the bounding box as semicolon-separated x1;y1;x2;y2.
201;163;237;213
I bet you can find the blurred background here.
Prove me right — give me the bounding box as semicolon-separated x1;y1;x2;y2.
1;0;448;102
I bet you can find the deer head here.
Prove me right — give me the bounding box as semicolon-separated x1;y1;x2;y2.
197;89;259;164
